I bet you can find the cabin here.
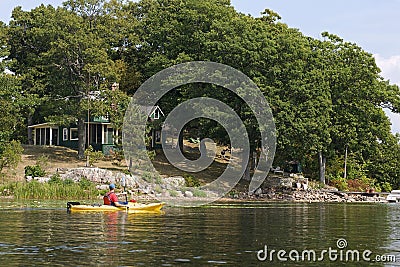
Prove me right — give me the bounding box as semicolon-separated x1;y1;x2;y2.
141;105;164;148
28;105;164;153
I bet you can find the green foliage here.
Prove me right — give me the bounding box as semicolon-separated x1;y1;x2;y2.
329;176;348;191
183;174;201;187
142;171;153;183
36;155;49;169
168;190;179;197
308;181;326;190
380;182;392;193
1;177;98;200
48;173;62;184
109;148;125;166
346;179;370;192
154;184;163;193
192;188;207;198
329;175;378;192
84;145;104;166
0;140;23;174
24;165;46;177
3;0;400;190
147;150;156;161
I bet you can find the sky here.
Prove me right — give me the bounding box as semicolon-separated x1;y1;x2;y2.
1;0;400;133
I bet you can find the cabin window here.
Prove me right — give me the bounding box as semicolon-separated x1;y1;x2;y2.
70;128;79;141
63;128;68;141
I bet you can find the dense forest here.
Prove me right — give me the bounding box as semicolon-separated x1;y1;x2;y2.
1;0;400;191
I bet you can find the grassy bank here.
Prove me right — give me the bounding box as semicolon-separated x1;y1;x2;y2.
0;176;100;200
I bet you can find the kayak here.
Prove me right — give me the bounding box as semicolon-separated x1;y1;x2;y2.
67;201;165;214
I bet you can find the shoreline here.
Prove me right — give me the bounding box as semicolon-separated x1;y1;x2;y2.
220;188;389;203
0;185;390;204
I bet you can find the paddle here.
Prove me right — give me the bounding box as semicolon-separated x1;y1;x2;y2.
121;176;128;204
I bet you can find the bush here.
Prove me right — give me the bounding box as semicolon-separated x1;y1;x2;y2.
329;176;348;191
25;165;46;177
183;174;201;187
308;181;325;190
0;140;23;173
347;179;369;192
380;182;392;192
142;172;153;183
48;173;62;184
192;188;207;197
84;145;104;166
36;154;49;169
169;190;179;197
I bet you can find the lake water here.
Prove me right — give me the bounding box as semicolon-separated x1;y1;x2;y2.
0;200;399;266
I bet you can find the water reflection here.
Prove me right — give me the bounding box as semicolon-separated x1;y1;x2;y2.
0;201;396;266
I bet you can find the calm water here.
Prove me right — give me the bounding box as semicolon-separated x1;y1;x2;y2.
0;200;399;266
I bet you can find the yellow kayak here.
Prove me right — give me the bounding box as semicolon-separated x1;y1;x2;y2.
67;201;164;214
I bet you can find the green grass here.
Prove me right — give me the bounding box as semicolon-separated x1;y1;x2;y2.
0;177;99;200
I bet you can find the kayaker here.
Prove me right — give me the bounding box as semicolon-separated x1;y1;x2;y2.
104;183;128;207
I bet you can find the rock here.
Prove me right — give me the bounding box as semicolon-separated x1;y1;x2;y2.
96;185;109;190
34;177;51;183
163;176;186;189
56;167;139;188
184;191;193;198
161;191;170;198
254;188;263;196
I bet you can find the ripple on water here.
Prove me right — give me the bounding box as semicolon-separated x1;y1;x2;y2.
207;260;227;264
128;249;147;253
174;258;191;263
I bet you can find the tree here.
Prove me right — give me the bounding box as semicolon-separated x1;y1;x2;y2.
6;5;56;144
320;32;400;186
0;74;24;176
7;1;135;158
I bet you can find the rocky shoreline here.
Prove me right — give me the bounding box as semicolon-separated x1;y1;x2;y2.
224;188;389;203
22;167;390;204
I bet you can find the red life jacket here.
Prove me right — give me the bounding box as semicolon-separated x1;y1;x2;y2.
103;192;116;206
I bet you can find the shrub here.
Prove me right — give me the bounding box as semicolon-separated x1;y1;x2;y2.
308;181;325;190
183;174;201;187
0;140;23;174
79;177;93;189
154;184;163;193
329;176;348;191
109;148;125;166
48;173;62;184
142;172;153;183
36;154;49;169
63;178;74;185
347;179;369;192
169;190;179;197
380;182;392;192
192;188;207;197
84;145;104;166
25;165;46;177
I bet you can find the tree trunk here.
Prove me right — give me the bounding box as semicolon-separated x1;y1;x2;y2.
344;146;348;179
27;115;33;145
78;118;86;159
319;151;326;184
243;151;253;181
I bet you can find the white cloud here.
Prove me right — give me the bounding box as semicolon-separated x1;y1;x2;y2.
374;54;400;134
374;54;400;85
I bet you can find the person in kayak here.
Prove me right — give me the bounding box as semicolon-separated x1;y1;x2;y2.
103;183;128;207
